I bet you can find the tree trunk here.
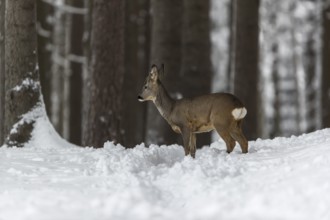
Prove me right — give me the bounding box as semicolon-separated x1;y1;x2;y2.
146;0;183;145
231;0;260;140
180;0;212;147
322;1;330;128
82;0;125;148
69;0;84;145
50;1;72;140
227;0;234;92
36;0;53;118
81;0;92;145
4;0;43;147
0;0;4;144
122;0;150;148
304;16;318;133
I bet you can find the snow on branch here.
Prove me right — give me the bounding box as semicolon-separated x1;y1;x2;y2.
49;49;86;66
68;54;86;64
36;22;51;38
42;0;87;15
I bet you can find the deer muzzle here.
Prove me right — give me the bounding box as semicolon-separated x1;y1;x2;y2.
137;95;144;102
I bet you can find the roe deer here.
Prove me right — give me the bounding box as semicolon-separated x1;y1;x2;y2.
138;64;248;158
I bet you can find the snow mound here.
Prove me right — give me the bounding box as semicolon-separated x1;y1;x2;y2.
1;123;330;220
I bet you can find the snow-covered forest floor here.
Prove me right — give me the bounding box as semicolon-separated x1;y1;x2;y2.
1;116;330;220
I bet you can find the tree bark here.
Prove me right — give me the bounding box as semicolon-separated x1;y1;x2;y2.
122;0;149;148
50;1;72;140
69;0;84;145
322;1;330;127
304;16;318;133
146;0;183;145
82;0;125;148
271;44;281;138
81;0;92;145
37;0;53;118
0;0;4;144
180;0;212;147
4;0;42;147
231;0;260;140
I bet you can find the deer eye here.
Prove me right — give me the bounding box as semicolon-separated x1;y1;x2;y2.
144;86;148;89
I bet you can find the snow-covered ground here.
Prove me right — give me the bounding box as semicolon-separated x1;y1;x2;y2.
1;116;330;220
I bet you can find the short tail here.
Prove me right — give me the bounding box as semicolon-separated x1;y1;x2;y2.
232;107;247;120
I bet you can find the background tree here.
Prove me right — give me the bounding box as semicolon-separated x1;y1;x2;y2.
81;0;92;146
322;0;330;128
82;0;125;148
37;0;52;118
0;0;5;144
69;0;85;145
231;0;260;140
146;0;183;145
3;0;43;147
180;0;212;146
303;7;321;133
122;0;150;148
50;0;72;140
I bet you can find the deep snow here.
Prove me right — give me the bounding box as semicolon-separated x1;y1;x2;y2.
1;115;330;220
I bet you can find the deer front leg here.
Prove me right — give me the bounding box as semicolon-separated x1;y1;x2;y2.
181;128;192;157
189;133;197;158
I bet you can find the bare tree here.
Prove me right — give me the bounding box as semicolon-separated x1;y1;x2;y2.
180;0;212;147
304;13;319;133
50;1;72;140
122;0;150;147
231;0;260;140
0;0;4;144
69;0;85;145
37;0;53;116
146;0;183;145
82;0;125;148
322;0;330;127
81;0;92;145
3;0;43;147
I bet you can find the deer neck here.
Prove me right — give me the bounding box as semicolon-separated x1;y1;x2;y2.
153;82;175;121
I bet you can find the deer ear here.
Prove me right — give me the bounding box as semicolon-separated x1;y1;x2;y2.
150;64;158;82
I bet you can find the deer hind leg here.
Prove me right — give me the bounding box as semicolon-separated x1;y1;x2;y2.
214;125;236;153
229;121;248;153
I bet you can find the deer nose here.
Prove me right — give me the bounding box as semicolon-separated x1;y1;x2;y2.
137;96;144;101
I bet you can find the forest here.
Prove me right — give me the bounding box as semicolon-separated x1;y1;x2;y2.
0;0;329;149
1;1;330;219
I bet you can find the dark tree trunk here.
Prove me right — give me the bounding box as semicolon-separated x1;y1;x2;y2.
180;0;212;147
81;0;92;145
227;0;234;92
69;0;84;145
231;0;260;140
146;0;183;145
322;1;330;128
36;0;53;118
122;0;150;148
271;44;280;138
50;1;72;139
0;0;5;144
4;0;42;147
82;0;125;148
304;15;318;133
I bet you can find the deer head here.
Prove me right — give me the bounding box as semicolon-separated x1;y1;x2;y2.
138;65;161;102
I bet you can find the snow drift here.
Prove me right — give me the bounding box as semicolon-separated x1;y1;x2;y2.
0;116;330;220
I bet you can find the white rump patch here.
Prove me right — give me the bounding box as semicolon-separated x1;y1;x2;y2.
232;107;247;120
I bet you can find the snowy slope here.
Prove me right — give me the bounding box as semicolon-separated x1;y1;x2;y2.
1;117;330;220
